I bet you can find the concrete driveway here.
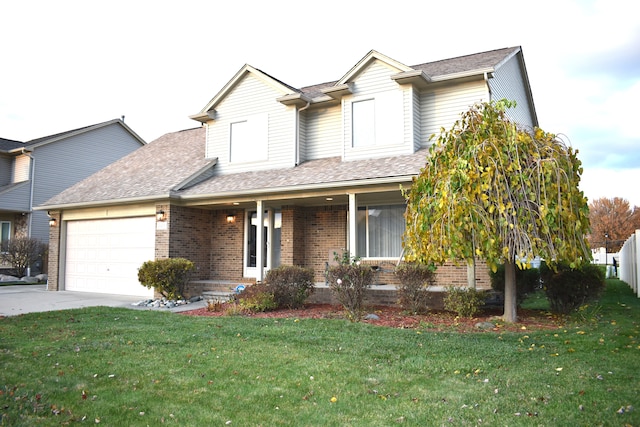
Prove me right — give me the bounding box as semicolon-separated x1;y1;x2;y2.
0;285;205;317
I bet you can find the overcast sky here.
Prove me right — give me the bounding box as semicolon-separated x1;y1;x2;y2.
2;0;638;206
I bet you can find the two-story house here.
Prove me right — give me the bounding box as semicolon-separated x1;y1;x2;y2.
41;47;537;297
0;119;145;273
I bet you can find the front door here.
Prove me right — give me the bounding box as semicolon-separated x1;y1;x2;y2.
244;209;281;279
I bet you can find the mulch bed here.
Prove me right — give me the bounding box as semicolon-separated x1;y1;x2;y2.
179;303;562;332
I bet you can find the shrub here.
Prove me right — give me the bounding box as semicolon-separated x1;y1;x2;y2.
264;265;315;309
137;258;194;300
0;237;46;277
395;263;436;314
444;287;485;318
540;262;605;314
236;283;277;313
490;264;540;307
326;263;374;322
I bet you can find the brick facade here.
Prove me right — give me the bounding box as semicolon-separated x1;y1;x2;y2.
46;211;61;291
46;202;491;302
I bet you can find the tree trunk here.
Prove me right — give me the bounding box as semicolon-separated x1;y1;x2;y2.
466;258;476;289
503;260;518;322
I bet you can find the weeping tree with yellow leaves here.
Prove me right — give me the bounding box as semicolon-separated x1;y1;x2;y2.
403;100;591;322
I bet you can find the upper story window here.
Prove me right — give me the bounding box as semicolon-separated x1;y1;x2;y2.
356;204;405;258
229;113;268;163
350;90;403;149
13;154;31;183
352;99;375;147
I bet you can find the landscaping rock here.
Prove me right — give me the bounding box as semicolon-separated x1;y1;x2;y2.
0;275;20;282
20;276;39;284
365;313;380;320
131;297;198;310
475;321;495;330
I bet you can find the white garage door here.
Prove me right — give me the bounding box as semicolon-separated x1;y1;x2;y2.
65;217;155;296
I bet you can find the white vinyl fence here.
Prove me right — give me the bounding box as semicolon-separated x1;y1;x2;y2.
619;229;640;298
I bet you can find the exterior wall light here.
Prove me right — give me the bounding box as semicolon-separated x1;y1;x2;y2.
226;214;236;224
156;210;167;222
49;218;57;227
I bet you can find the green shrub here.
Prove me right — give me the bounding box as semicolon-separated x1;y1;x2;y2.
444;287;485;318
137;258;194;300
265;265;315;309
490;264;540;306
326;263;374;322
395;263;436;314
236;283;277;313
540;262;605;314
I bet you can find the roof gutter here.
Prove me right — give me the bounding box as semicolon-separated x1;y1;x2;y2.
36;173;416;211
34;193;179;211
178;174;415;202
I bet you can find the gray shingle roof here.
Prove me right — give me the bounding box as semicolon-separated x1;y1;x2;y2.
411;46;518;77
180;150;428;198
43;127;208;207
41;125;429;208
0;138;24;152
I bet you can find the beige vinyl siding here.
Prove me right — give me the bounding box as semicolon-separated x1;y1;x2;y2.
343;60;413;161
411;88;421;151
302;105;342;160
12;154;31;182
205;73;296;174
298;111;307;163
420;80;489;147
489;54;536;128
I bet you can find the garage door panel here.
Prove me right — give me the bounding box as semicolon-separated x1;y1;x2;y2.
65;217;155;297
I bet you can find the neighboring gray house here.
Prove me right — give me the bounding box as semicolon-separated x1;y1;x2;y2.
42;47;537;297
0;119;145;271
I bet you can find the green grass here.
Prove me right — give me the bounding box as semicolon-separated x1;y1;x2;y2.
1;280;639;426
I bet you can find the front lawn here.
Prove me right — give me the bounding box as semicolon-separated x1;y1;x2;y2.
1;280;638;426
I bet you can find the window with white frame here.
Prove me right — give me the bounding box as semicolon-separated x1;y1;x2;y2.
356;205;405;258
352;99;375;147
0;221;10;249
350;90;403;148
229;113;268;163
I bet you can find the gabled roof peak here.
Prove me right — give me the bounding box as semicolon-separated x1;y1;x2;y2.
335;49;413;86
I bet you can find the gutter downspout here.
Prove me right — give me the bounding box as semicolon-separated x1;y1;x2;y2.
295;101;310;166
22;149;35;277
484;71;493;100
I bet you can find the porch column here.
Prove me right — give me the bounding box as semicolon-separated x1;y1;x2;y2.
348;193;357;259
256;201;265;282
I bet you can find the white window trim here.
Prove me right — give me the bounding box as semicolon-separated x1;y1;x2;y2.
355;204;405;260
229;113;268;164
348;90;404;150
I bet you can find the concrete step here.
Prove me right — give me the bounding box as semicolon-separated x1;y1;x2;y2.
202;291;234;302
